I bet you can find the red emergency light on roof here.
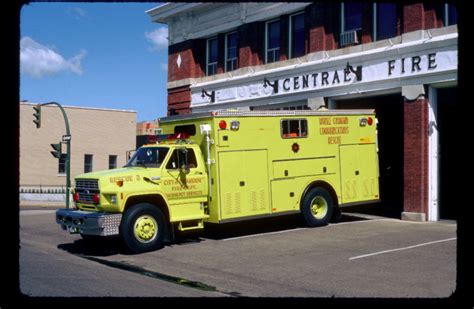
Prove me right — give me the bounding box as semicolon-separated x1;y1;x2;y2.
155;133;190;142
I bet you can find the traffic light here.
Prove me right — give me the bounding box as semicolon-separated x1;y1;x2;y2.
50;143;62;159
33;105;41;128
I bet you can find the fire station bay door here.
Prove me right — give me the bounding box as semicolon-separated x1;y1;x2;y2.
218;150;270;220
339;144;379;204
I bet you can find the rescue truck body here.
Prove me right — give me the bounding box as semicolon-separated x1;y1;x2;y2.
56;109;380;253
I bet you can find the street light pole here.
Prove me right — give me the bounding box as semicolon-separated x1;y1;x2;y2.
34;102;72;209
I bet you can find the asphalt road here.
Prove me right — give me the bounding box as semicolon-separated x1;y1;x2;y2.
20;209;457;298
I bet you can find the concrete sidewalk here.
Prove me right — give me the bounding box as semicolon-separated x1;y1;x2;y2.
19;200;66;210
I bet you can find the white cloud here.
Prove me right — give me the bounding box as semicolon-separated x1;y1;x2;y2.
145;27;168;51
66;7;88;20
20;36;87;79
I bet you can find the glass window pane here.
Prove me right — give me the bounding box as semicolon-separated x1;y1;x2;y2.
291;14;305;58
344;2;363;31
109;155;117;169
448;4;457;25
209;38;218;63
281;119;308;138
268;20;280;49
84;154;93;173
227;32;237;59
377;3;397;40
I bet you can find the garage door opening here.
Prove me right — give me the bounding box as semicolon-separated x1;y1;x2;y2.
437;87;457;220
334;94;404;218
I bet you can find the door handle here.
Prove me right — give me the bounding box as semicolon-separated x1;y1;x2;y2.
194;171;203;175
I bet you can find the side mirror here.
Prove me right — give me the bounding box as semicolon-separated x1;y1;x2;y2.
178;148;189;174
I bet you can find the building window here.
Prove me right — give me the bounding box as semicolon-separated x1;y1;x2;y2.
444;3;457;26
289;12;305;58
206;37;218;76
225;32;238;72
266;19;280;64
281;119;308;138
341;2;363;32
374;3;397;41
84;154;93;173
109;155;117;169
58;154;66;175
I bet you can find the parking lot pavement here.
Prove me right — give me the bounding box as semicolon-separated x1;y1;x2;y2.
56;214;457;298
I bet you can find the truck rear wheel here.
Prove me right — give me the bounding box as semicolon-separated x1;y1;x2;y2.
120;203;166;253
301;187;334;227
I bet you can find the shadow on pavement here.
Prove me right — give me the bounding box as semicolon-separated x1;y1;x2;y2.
57;236;127;257
56;212;379;255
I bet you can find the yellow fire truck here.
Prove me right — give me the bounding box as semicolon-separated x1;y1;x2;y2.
56;109;379;253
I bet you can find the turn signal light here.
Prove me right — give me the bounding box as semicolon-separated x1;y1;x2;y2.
92;193;100;204
368;117;373;126
73;192;79;203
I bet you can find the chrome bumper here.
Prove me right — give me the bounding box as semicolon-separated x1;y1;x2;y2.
55;209;122;236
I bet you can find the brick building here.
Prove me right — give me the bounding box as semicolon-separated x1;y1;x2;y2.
147;3;458;221
136;119;162;148
20;102;136;201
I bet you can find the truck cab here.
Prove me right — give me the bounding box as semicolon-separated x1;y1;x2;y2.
57;135;209;253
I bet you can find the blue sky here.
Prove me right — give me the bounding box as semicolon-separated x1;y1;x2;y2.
20;2;168;121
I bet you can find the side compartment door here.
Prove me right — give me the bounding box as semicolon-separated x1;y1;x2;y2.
218;150;270;220
339;144;379;204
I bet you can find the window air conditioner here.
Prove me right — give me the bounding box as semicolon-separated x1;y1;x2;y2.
340;30;359;47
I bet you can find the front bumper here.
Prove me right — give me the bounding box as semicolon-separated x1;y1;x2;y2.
56;209;122;236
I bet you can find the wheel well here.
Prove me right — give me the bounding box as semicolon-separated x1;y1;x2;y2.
301;181;339;208
124;194;170;224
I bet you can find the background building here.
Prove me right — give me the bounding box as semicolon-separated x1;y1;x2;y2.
20;102;136;202
136;119;162;148
148;2;458;222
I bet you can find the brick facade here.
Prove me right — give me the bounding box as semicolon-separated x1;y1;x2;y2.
168;85;192;115
166;2;448;93
403;96;429;218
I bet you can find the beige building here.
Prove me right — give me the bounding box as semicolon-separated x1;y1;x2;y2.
20;102;136;199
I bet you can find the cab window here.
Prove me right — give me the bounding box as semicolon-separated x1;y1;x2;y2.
166;148;198;170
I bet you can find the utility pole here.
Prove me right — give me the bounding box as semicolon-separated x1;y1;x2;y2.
32;102;72;209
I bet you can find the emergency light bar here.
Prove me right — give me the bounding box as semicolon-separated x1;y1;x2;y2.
154;133;190;142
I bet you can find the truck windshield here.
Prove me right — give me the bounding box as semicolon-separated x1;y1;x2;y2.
125;147;169;168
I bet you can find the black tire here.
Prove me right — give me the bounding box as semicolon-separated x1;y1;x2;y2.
119;203;166;253
301;187;334;227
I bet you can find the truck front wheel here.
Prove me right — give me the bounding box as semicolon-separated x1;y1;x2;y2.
120;203;166;253
301;187;334;227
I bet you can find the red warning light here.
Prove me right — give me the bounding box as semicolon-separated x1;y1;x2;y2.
219;120;227;130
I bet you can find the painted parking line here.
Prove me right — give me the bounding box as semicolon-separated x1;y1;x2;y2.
349;237;457;260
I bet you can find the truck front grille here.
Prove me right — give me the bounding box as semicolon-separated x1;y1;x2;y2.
75;179;99;204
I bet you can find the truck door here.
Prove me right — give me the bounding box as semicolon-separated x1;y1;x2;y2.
161;147;207;205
